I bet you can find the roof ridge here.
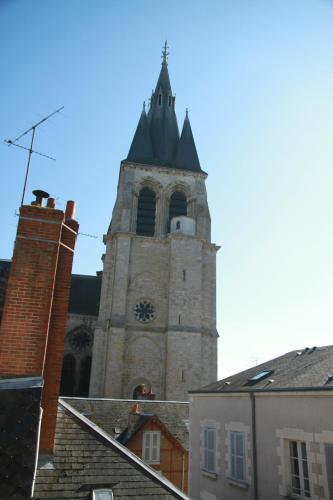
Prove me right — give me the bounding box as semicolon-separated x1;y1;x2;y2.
61;396;190;404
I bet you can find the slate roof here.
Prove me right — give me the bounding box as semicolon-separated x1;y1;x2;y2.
175;111;201;172
118;413;187;454
64;398;190;449
0;377;43;500
126;48;203;173
0;259;101;318
190;346;333;393
34;400;189;499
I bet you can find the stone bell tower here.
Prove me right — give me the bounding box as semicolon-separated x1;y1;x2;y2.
90;43;219;401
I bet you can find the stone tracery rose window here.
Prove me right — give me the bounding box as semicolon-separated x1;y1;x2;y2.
68;326;93;352
134;300;155;323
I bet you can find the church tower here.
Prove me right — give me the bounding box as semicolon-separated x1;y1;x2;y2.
90;43;219;401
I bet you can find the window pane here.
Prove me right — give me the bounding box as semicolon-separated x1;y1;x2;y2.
236;433;244;456
290;441;298;458
291;457;300;476
231;455;236;479
301;442;307;460
302;457;309;479
208;429;215;450
207;450;215;472
236;457;244;481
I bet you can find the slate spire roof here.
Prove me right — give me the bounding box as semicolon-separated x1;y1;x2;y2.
175;109;201;172
127;42;202;172
127;102;154;164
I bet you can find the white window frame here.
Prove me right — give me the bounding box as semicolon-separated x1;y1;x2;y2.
92;490;114;500
288;440;311;499
230;430;245;482
142;430;160;464
203;426;217;473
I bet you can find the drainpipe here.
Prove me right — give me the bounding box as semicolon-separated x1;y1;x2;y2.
181;451;185;491
250;392;258;500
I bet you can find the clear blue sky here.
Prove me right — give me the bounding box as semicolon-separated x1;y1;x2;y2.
1;0;332;379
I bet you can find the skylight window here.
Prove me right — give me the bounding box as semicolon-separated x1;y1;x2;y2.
247;369;273;385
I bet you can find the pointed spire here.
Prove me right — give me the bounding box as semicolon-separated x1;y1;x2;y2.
148;41;179;164
127;104;153;163
126;44;202;172
175;110;202;172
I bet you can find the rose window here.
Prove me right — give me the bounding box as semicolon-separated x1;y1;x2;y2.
134;300;155;323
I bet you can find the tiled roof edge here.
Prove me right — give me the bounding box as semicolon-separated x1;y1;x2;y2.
59;399;190;500
0;376;43;390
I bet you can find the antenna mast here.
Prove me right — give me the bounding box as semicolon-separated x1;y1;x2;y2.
5;106;64;206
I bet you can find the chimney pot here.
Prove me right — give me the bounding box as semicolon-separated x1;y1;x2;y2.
131;403;141;414
47;197;55;209
65;200;76;220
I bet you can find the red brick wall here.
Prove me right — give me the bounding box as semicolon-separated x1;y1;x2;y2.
0;199;79;453
0;205;64;376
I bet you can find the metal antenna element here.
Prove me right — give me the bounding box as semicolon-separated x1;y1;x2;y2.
78;232;98;239
162;40;169;64
4;106;64;206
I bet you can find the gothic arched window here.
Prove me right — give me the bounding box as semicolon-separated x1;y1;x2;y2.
136;187;156;237
78;355;92;397
60;354;76;396
168;191;187;232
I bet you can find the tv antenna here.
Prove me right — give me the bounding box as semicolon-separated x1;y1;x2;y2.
4;106;64;206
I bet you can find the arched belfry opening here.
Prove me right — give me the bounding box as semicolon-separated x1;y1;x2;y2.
168;191;187;232
136;187;156;237
60;354;76;396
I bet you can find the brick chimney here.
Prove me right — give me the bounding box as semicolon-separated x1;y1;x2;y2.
0;190;79;454
128;403;141;434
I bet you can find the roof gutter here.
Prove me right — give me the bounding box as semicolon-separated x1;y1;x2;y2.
189;385;333;395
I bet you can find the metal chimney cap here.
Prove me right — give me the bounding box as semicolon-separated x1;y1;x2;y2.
32;189;50;199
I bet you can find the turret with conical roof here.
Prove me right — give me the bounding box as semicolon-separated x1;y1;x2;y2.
126;42;203;173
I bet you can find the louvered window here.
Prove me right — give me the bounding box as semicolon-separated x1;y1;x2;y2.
230;431;245;482
142;431;160;463
203;427;216;473
136;187;156;236
325;444;333;499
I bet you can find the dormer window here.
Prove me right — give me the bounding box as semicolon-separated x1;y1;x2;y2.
158;94;162;105
176;221;181;230
93;490;113;500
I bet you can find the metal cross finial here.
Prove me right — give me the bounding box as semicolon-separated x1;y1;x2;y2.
162;40;169;64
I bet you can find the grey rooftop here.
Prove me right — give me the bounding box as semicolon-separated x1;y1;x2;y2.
34;400;190;499
64;397;190;449
190;345;333;393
